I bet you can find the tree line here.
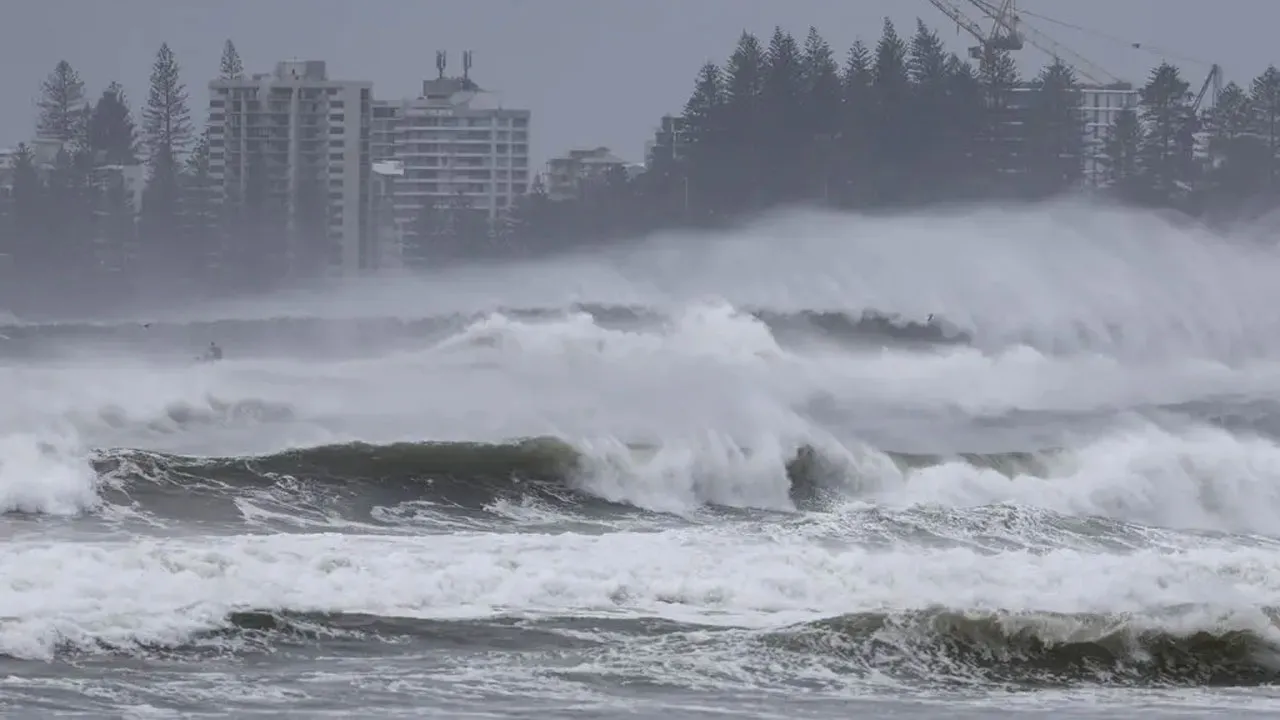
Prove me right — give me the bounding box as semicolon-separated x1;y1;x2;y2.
0;40;288;316
503;20;1280;253
3;20;1280;317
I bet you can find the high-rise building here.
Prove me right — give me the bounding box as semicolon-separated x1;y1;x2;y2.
1008;82;1141;188
1078;85;1141;185
372;51;531;236
206;60;373;276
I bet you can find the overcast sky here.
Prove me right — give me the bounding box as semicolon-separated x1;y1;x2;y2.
0;0;1267;165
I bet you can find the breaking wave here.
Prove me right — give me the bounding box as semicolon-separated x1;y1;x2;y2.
8;205;1280;712
18;604;1280;689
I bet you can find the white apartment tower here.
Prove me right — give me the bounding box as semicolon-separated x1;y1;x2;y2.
1009;82;1141;188
1079;85;1141;186
207;60;373;275
372;51;531;233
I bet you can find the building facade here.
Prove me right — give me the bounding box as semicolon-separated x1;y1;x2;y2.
1008;82;1141;188
372;66;531;235
544;146;629;201
1079;85;1141;186
370;159;404;269
207;60;373;276
644;114;688;171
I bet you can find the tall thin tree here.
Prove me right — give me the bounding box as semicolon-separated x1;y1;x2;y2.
87;82;140;166
219;39;245;79
140;42;195;282
36;60;86;143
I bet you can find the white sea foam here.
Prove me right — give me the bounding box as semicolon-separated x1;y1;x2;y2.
3;202;1280;707
2;529;1279;660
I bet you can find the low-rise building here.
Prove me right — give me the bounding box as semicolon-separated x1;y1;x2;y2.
544;146;629;201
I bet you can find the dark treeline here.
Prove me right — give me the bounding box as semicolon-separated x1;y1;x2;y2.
505;21;1280;252
1;21;1279;317
0;42;215;316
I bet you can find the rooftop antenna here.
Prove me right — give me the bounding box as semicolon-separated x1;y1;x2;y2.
435;50;446;79
462;50;472;80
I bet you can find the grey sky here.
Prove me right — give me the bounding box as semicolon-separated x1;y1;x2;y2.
0;0;1266;165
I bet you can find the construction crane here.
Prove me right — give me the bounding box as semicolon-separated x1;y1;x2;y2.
925;0;1023;55
924;0;1122;86
1190;64;1223;113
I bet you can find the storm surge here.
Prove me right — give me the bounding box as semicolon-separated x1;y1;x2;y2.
4;202;1280;716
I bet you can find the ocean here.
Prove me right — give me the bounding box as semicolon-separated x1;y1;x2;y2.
5;204;1280;718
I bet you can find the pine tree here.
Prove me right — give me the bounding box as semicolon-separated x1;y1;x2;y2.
721;32;766;212
1248;66;1280;188
0;146;42;310
44;146;98;285
95;171;140;302
1022;59;1085;198
140;42;195;282
939;55;986;201
869;19;910;204
837;40;874;207
974;47;1021;196
1101;108;1143;201
906;20;951;201
505;176;557;256
761;27;806;204
219;39;244;79
680;62;726;220
33;60;97;293
1199;82;1268;215
87;82;140;166
633;115;692;227
800;27;842;202
36;60;86;143
6;145;44;280
1136;62;1195;206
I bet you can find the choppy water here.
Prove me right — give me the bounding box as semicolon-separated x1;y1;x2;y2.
7;203;1280;717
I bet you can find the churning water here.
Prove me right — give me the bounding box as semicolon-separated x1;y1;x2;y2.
5;202;1280;718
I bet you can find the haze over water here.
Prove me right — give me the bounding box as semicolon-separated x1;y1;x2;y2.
5;202;1280;717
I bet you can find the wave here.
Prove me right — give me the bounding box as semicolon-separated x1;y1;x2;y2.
107;203;1280;360
91;438;827;525
770;607;1280;686
89;437;1059;517
0;305;969;363
24;605;1280;688
56;422;1280;539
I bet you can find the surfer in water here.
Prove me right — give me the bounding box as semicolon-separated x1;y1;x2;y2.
201;342;223;362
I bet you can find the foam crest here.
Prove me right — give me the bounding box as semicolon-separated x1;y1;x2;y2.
571;432;800;513
837;423;1280;535
1;530;1277;660
159;202;1280;360
0;433;99;516
439;298;782;365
